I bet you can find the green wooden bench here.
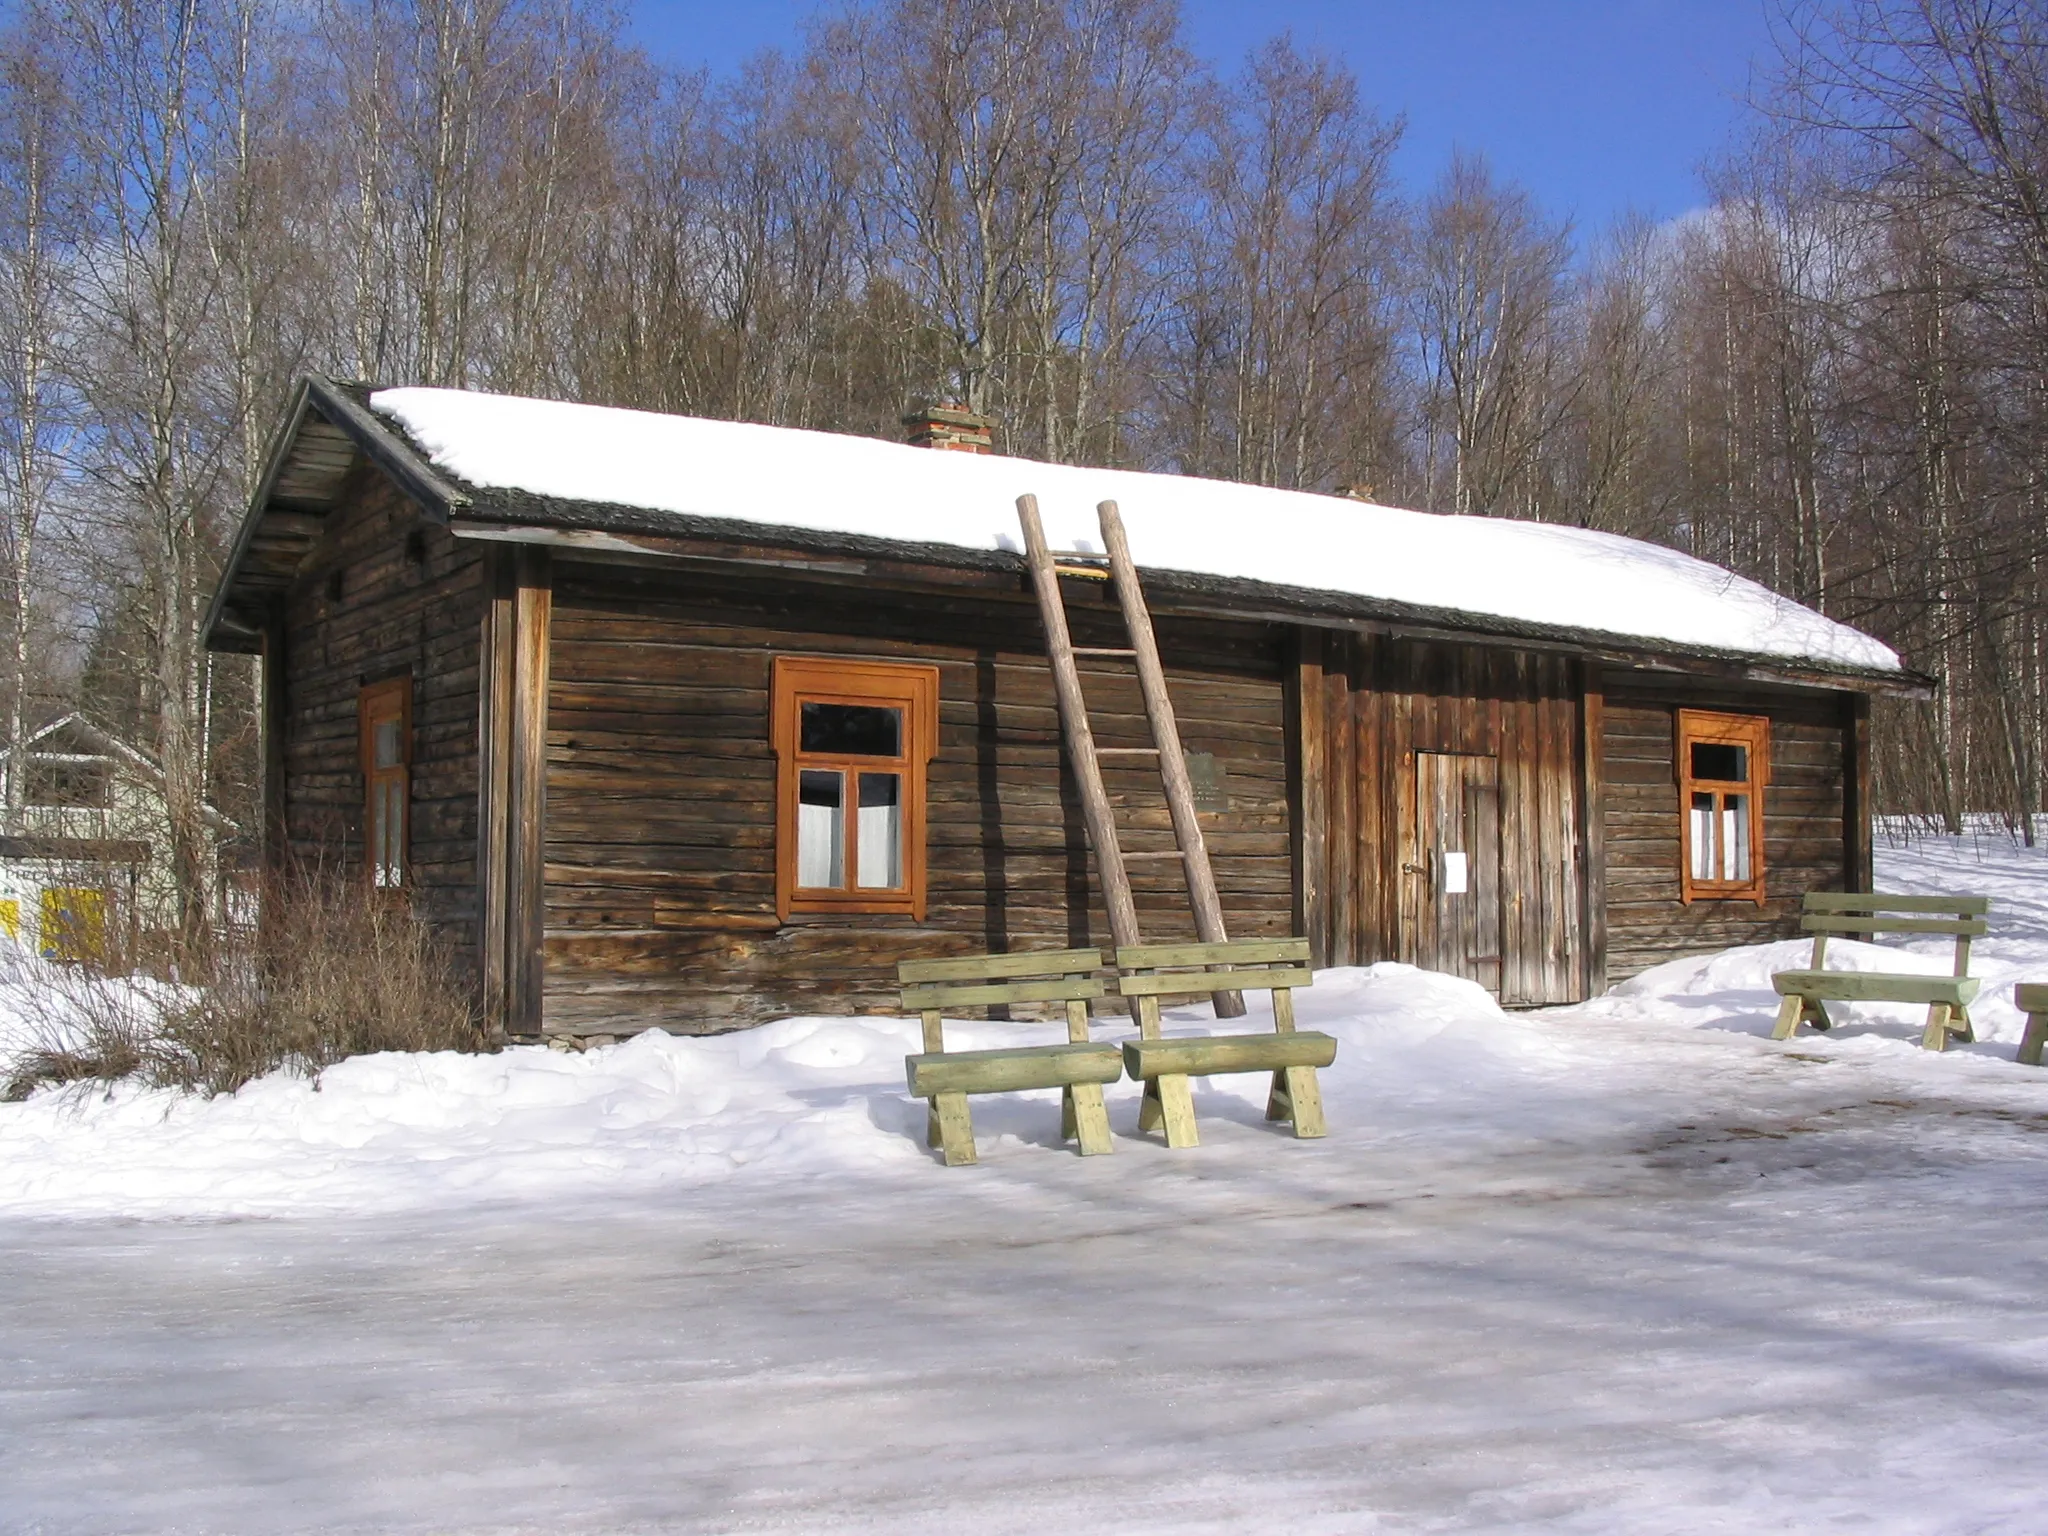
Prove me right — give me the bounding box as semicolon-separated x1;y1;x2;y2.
899;949;1124;1167
2015;984;2048;1066
1771;893;1990;1051
1111;938;1337;1149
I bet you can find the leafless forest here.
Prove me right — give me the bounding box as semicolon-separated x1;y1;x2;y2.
1;0;2045;939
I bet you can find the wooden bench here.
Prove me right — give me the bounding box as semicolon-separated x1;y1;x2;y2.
2015;984;2048;1066
899;949;1124;1167
1771;893;1990;1051
1111;938;1337;1148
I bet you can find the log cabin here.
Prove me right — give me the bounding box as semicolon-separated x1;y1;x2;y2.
202;376;1924;1041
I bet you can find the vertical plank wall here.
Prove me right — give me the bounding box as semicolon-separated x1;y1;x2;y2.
1295;629;1587;1005
276;467;487;971
539;561;1297;1034
1600;673;1854;980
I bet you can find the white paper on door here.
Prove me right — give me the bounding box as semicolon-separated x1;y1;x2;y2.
1441;850;1468;894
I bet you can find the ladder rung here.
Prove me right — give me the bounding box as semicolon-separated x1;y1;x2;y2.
1052;564;1112;581
1096;747;1160;756
1047;550;1109;561
1121;850;1186;861
1075;647;1136;657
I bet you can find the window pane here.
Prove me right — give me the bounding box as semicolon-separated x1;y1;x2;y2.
856;773;902;889
1690;740;1746;782
374;718;403;769
800;701;902;757
1689;792;1718;880
798;769;845;888
1723;795;1750;881
372;777;404;887
389;779;405;884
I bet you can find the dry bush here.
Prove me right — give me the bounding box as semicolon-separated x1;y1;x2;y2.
2;871;487;1100
0;965;161;1099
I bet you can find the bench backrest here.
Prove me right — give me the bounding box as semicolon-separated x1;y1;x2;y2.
898;948;1109;1053
1800;893;1990;976
1110;938;1313;1037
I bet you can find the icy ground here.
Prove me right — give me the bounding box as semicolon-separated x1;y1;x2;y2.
7;832;2048;1532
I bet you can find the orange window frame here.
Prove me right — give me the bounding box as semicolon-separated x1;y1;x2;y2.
359;676;412;889
1676;708;1768;905
771;656;939;921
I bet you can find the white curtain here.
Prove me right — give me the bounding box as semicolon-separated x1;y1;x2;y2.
857;774;901;889
798;771;843;888
1689;794;1716;880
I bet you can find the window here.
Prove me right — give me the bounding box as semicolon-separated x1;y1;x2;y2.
359;677;411;889
1677;708;1767;904
772;656;939;920
23;758;111;809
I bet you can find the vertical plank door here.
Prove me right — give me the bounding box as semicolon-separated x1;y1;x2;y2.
1412;751;1503;994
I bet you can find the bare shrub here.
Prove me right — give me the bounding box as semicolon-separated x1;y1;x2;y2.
2;870;486;1101
0;964;163;1100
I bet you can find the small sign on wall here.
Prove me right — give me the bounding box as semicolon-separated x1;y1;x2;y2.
1440;850;1469;895
1187;751;1229;813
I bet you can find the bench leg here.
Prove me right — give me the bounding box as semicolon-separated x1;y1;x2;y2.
1951;1005;1975;1045
1138;1074;1199;1148
1274;1065;1326;1139
931;1091;977;1166
1062;1082;1113;1156
2020;1011;2048;1067
1265;1070;1289;1122
1920;1003;1953;1052
1771;993;1806;1041
1138;1076;1163;1134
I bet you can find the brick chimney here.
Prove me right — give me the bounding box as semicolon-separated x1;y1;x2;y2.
902;403;993;453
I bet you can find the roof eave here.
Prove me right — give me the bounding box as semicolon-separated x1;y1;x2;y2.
443;499;1927;697
203;375;471;653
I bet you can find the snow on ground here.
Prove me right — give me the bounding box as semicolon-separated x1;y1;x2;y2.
6;828;2048;1531
373;386;1900;674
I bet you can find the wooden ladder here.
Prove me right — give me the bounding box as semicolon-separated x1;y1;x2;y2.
1016;494;1245;1018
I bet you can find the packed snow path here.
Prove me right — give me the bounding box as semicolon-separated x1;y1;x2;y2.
6;830;2048;1532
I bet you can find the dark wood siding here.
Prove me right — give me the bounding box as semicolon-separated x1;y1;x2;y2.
1296;630;1587;1005
1601;674;1851;980
277;468;486;967
541;563;1296;1034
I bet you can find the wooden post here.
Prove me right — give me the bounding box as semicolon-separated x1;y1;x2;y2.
505;547;552;1038
477;550;516;1040
1292;629;1327;968
1016;494;1140;949
1844;691;1873;894
1579;663;1607;997
1098;499;1243;1017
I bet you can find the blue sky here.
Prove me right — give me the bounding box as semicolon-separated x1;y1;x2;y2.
626;0;1780;236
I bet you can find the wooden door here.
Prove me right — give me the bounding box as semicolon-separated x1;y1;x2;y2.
1410;752;1502;993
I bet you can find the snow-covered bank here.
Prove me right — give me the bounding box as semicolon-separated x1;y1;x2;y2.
0;965;1567;1219
1;823;2046;1226
3;947;2046;1222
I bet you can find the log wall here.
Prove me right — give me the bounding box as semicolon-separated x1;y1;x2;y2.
1600;672;1853;980
540;562;1297;1033
276;469;486;965
1295;630;1588;1005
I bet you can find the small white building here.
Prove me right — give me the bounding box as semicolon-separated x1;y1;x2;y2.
0;715;236;963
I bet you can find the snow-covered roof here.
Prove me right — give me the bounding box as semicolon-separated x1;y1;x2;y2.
368;387;1902;678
